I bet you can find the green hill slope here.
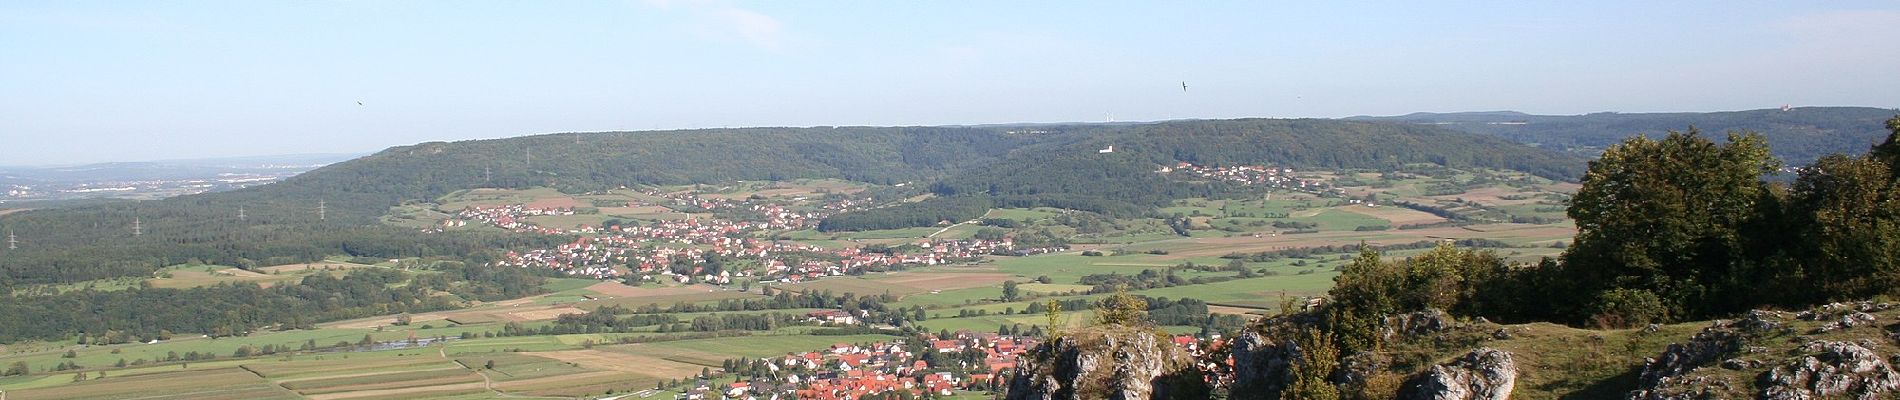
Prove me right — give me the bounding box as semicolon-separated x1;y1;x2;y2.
0;119;1580;288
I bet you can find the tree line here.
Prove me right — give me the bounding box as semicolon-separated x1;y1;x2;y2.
1225;118;1900;399
0;265;547;343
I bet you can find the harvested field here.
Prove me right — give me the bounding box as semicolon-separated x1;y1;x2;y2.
501;306;585;321
1208;305;1270;316
699;180;866;200
576;284;758;310
256;262;371;274
1339;205;1447;226
1429;186;1540;206
579;290;758;310
145;267;298;289
876;272;1013;291
1135;223;1576;259
527;349;705;377
785;272;1012;300
522;196;583;210
218;268;270;278
244;357;454;379
301;382;487;400
284;368;480;394
583;282;722;298
271;366;464;384
4;368;298;400
321;296;583;329
494;370;661;397
1020;283;1091;294
1542;182;1582;193
323;313;450;330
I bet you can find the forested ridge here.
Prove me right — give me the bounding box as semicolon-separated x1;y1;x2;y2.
1351;106;1899;165
0;119;1581;289
931;119;1585;219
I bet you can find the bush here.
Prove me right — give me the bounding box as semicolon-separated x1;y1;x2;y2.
1588;289;1668;329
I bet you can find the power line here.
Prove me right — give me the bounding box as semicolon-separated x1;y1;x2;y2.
133;217;142;237
7;229;17;250
317;200;326;222
238;206;247;222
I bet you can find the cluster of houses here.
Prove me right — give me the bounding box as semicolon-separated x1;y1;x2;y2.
665;329;1231;398
1160;163;1353;200
458;191;1056;284
1160;162;1328;190
448;204;577;234
670;331;1227;399
764;238;1017;284
494;229;1027;284
675;331;1046;400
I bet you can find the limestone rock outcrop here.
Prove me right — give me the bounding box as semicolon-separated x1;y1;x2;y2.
1627;310;1787;399
1006;325;1199;400
1759;341;1900;400
1398;348;1517;400
1228;330;1298;399
1382;309;1455;341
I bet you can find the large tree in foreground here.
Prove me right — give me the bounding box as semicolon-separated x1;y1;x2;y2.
1785;115;1900;303
1559;129;1783;322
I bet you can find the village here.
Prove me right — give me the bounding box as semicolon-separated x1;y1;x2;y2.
1160;162;1346;197
443;188;1059;288
663;330;1226;400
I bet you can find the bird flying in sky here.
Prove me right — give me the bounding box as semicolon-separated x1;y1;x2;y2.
1181;81;1187;92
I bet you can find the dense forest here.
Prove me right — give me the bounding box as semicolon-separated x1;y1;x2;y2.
0;119;1580;290
1351;106;1899;165
934;119;1587;217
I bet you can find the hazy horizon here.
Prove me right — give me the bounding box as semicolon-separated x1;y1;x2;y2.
5;1;1899;165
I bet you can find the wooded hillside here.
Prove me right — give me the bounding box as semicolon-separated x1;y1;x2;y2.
0;119;1581;289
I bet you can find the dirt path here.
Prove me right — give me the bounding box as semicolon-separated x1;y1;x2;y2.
928;219;979;238
448;345;573;400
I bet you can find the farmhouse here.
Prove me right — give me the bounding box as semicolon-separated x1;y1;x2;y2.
806;310;857;325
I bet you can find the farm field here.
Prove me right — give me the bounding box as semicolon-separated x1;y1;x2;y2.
140;260;388;290
0;168;1587;399
780;271;1013;299
696;179;867;200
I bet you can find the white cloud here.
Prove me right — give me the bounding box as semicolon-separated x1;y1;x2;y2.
642;0;791;52
707;5;784;50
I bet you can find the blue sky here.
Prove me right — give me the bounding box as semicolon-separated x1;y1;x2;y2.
3;1;1898;165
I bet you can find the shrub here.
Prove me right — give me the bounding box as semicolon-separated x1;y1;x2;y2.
1588;289;1668;329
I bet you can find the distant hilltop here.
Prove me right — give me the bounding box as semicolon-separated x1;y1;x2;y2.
1348;106;1900;165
